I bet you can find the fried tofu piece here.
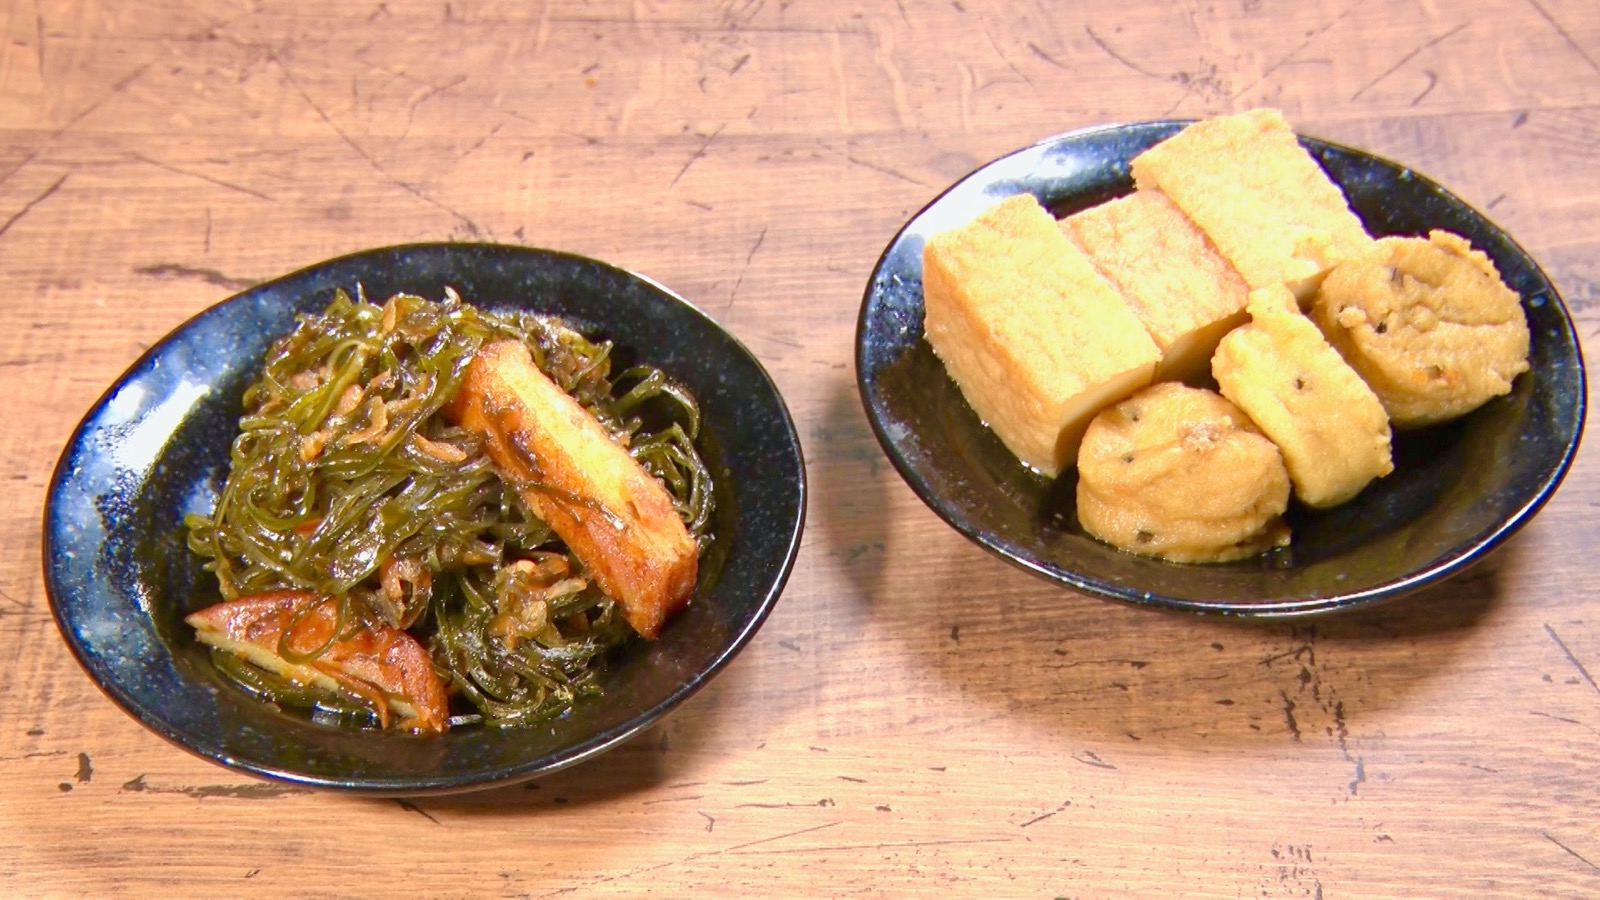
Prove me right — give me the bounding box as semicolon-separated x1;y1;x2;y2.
1213;286;1394;508
1062;190;1250;382
922;193;1161;475
1076;384;1291;563
1131;109;1371;301
446;340;697;639
1311;230;1531;427
186;590;449;733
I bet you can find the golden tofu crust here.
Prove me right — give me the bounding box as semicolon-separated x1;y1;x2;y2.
1076;383;1292;563
1312;230;1531;427
447;340;698;640
1213;286;1394;508
1131;109;1371;299
1062;190;1250;381
922;193;1160;474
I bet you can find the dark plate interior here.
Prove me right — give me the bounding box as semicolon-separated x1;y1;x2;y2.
45;243;806;794
856;121;1586;616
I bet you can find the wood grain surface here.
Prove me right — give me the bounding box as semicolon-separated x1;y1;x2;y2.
3;0;1598;895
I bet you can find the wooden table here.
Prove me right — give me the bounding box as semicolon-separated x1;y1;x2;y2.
3;0;1597;895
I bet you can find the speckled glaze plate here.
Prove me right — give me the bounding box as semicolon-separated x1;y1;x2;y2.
45;243;806;794
856;121;1586;616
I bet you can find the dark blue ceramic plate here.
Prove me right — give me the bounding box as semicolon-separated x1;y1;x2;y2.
46;243;806;794
857;122;1586;616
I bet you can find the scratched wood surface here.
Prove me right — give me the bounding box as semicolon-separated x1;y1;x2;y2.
2;0;1598;895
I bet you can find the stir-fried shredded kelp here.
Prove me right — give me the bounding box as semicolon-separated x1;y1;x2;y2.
184;287;714;728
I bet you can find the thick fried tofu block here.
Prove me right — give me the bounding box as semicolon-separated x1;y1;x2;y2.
186;591;449;732
923;193;1162;475
1212;286;1394;508
1131;109;1371;301
1062;190;1250;382
446;340;697;639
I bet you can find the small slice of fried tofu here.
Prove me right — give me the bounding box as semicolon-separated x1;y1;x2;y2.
186;590;449;732
923;193;1162;475
1131;108;1371;301
1212;285;1394;508
1062;190;1250;383
446;339;697;640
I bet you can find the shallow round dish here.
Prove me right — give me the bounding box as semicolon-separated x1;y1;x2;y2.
856;121;1585;616
46;243;806;794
